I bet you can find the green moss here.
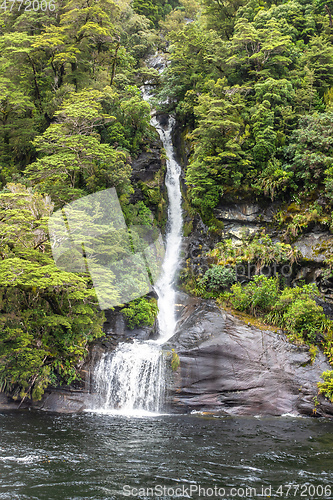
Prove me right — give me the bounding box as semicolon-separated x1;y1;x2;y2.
276;202;330;242
207;217;224;234
183;221;193;236
286;202;301;213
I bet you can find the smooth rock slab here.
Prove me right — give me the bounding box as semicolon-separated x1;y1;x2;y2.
169;297;333;417
32;390;95;413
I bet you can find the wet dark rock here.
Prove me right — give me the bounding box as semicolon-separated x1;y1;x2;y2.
168;296;333;418
214;202;276;224
103;309;155;343
315;297;333;320
4;125;333;418
0;389;94;413
32;388;95;413
222;222;261;242
0;393;27;410
131;142;162;183
182;215;219;276
129;141;164;207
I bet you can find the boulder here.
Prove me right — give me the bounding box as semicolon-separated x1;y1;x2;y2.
32;389;95;413
293;231;333;264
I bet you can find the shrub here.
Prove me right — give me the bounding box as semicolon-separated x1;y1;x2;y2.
227;282;252;311
230;275;280;315
228;278;327;345
281;298;326;343
266;283;325;341
122;297;158;329
209;233;299;270
170;349;180;371
200;265;236;292
318;370;333;401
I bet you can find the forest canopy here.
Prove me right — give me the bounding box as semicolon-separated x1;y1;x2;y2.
158;0;333;220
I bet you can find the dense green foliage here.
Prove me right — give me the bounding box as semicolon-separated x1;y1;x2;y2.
0;184;104;400
226;276;328;344
3;0;333;403
318;370;333;402
200;265;236;292
209;232;299;268
159;0;333;220
132;0;180;26
0;0;181;401
121;297;158;329
159;0;333;403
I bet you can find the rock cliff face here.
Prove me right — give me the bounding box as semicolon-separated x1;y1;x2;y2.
167;295;333;417
183;199;333;298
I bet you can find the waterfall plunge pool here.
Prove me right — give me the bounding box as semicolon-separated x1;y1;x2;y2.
1;411;333;499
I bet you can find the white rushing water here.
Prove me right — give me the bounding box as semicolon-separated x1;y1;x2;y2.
93;341;165;415
153;116;183;344
92;81;183;415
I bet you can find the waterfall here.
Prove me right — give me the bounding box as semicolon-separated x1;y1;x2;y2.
93;341;165;415
153;116;183;344
91;69;183;415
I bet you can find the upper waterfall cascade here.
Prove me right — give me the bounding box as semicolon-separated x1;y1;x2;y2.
153;116;183;344
92;102;183;414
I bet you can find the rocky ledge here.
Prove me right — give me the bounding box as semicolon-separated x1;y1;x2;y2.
167;295;333;418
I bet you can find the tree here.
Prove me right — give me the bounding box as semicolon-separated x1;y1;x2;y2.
159;22;224;106
287;112;333;194
186;79;249;215
299;35;333;96
0;32;43;109
201;0;246;40
227;18;293;79
250;78;295;166
132;0;180;26
0;77;36;177
0;184;104;401
26;88;132;206
32;26;79;89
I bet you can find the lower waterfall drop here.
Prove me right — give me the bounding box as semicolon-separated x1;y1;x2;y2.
93;341;165;414
92;114;183;415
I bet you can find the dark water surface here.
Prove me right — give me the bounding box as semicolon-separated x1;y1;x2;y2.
1;411;333;499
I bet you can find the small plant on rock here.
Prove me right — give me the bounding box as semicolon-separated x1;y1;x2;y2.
318;370;333;402
200;265;236;292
